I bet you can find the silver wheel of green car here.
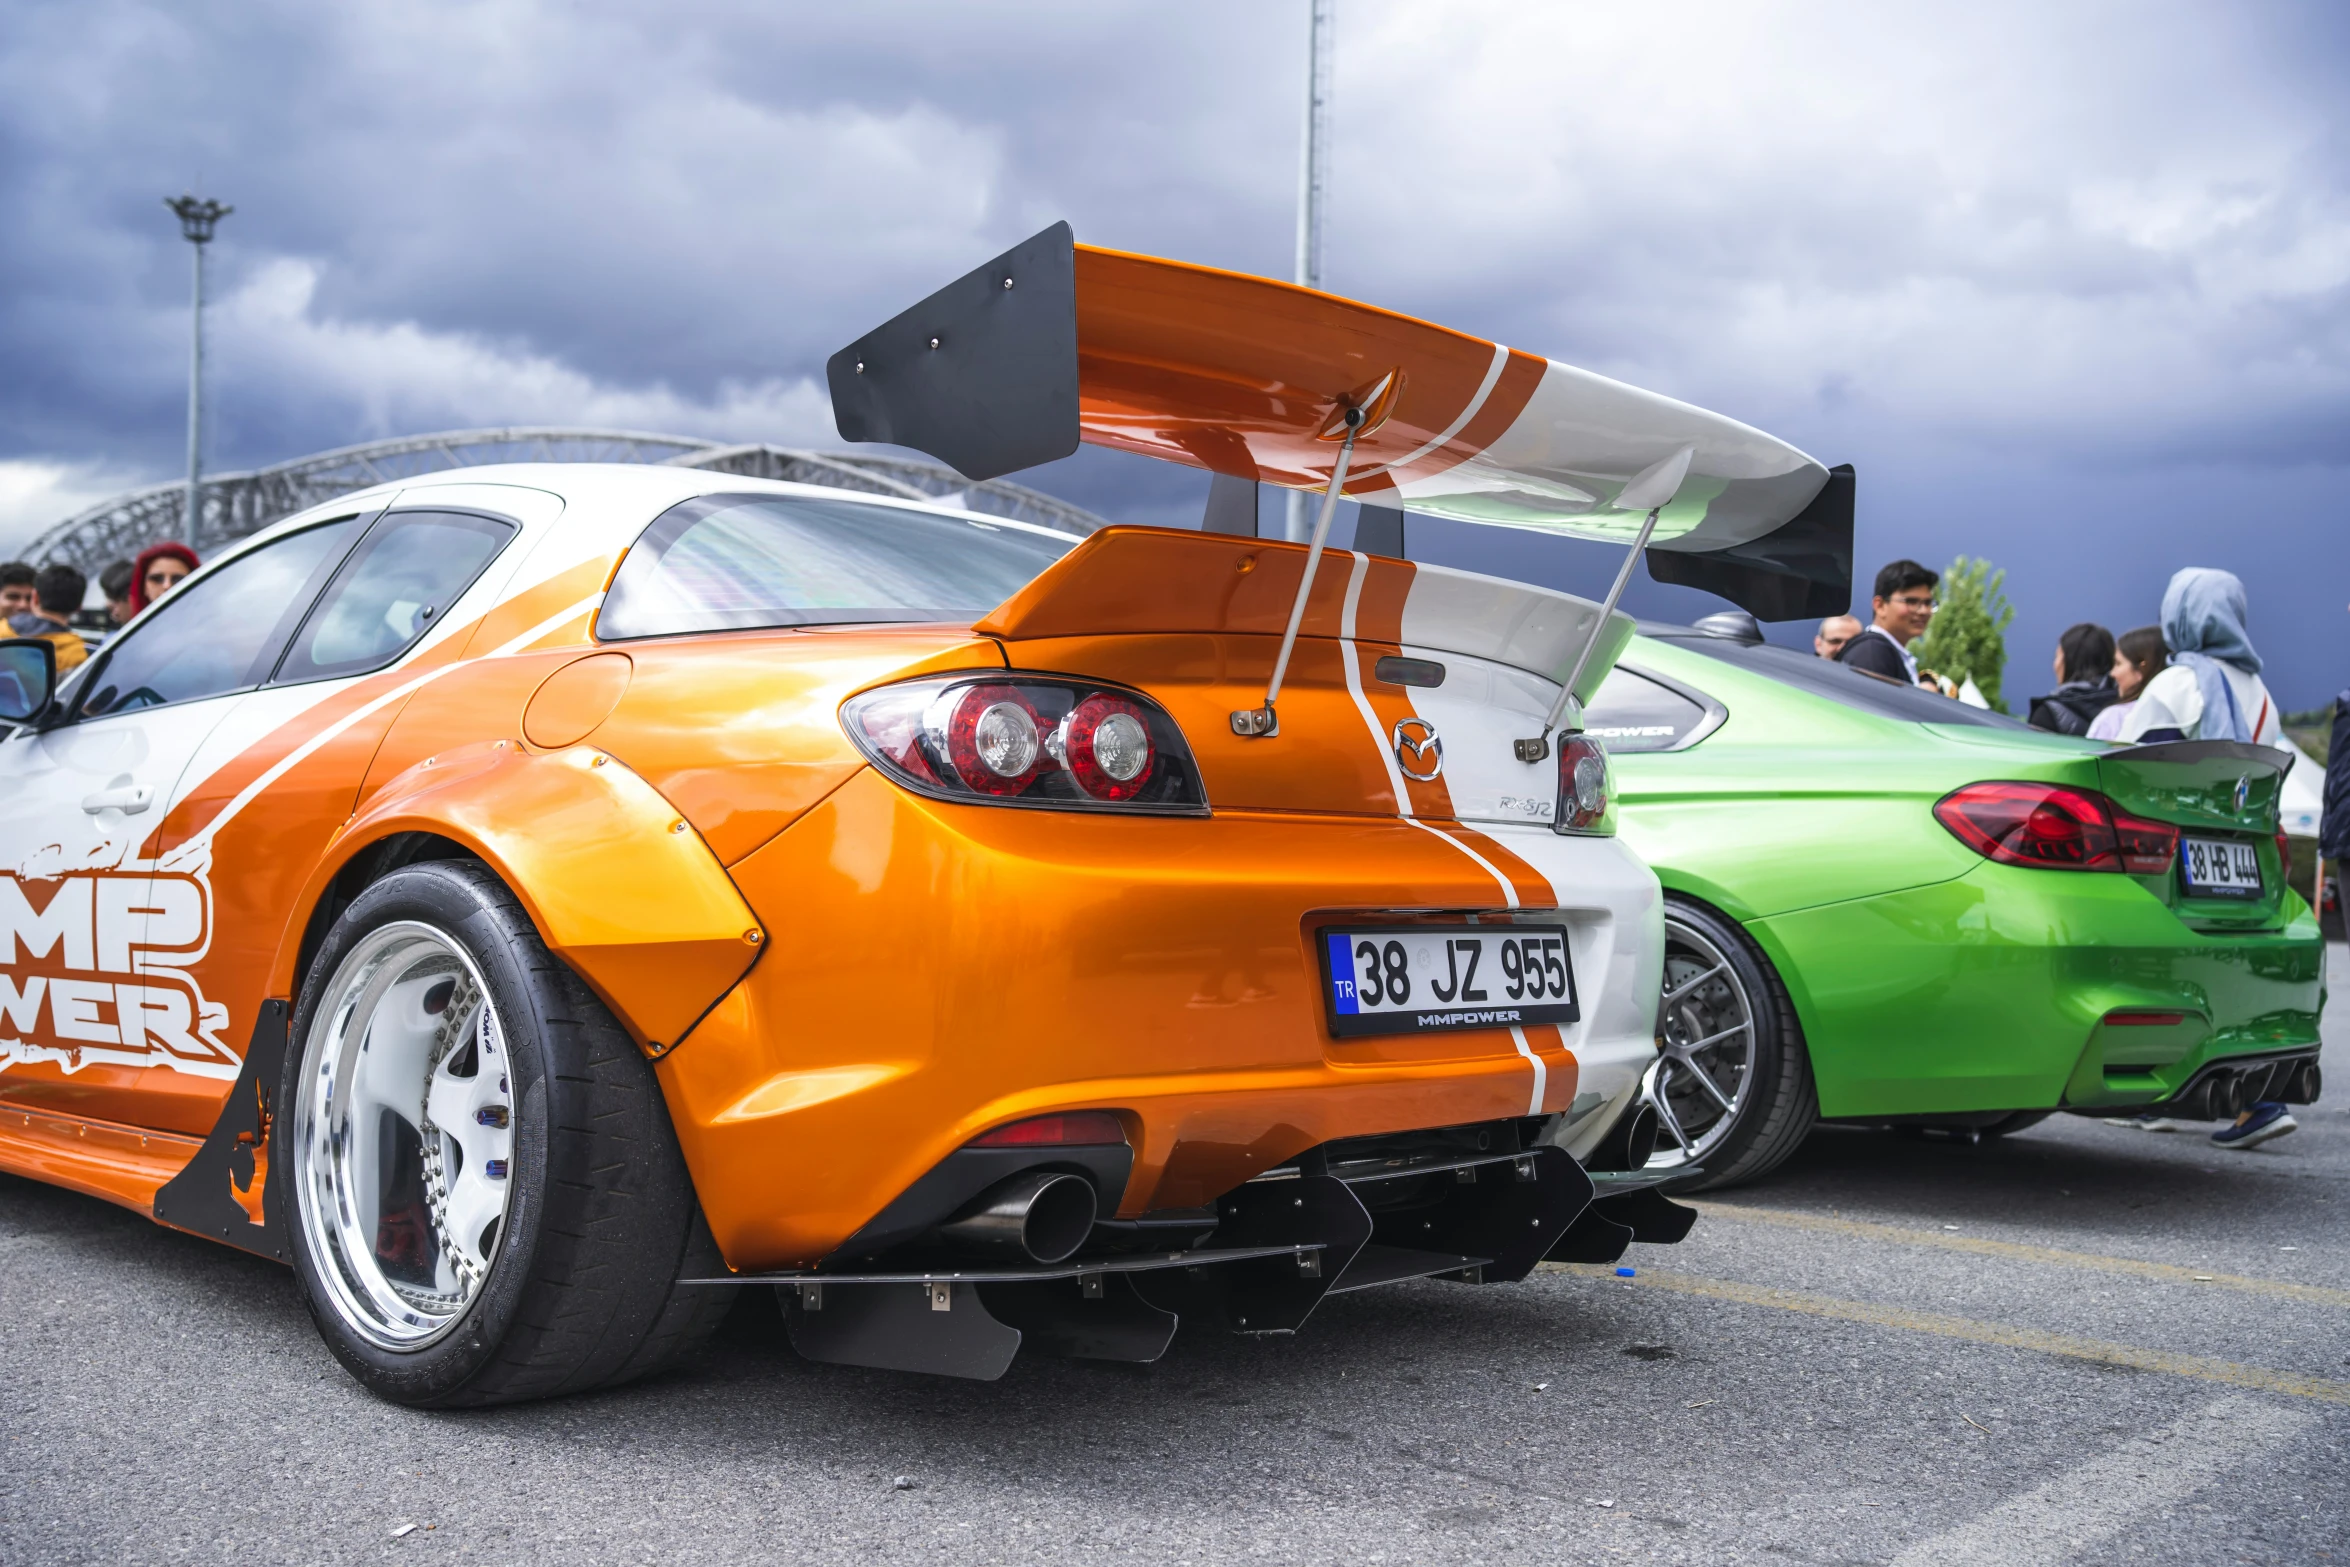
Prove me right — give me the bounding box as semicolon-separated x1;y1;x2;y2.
1643;913;1758;1171
291;921;514;1351
1640;898;1817;1190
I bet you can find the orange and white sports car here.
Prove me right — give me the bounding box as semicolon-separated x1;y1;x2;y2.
0;226;1848;1401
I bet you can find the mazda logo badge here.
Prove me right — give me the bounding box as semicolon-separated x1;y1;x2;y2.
1392;718;1444;782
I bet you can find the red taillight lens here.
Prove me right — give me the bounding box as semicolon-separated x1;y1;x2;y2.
968;1111;1129;1148
2115;808;2179;876
1063;693;1155;801
945;684;1046;795
1552;734;1615;835
2275;831;2292;886
1934;782;2120;869
1936;782;2186;877
841;675;1207;813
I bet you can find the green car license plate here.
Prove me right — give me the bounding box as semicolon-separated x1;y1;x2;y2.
2181;836;2262;898
1320;924;1578;1038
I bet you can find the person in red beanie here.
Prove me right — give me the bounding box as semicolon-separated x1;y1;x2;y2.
128;542;199;614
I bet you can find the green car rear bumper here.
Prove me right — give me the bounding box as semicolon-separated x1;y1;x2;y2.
1743;862;2326;1118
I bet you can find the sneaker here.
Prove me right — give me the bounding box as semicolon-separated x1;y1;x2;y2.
2211;1103;2297;1150
2101;1114;2180;1132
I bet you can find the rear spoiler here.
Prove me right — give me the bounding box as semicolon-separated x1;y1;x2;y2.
827;222;1852;621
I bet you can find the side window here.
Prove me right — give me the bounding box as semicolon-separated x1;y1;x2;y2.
74;518;362;720
1584;666;1721;753
272;509;515;685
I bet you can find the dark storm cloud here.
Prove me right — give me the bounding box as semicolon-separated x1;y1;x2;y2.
1;0;2344;698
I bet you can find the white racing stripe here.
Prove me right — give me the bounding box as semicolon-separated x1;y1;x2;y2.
1330;548;1551;1115
1352;341;1512;485
161;593;605;866
1887;1393;2315;1566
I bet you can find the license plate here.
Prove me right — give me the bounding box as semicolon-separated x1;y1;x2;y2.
2181;836;2263;897
1320;924;1578;1038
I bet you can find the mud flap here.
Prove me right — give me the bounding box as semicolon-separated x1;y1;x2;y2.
153;1001;291;1262
783;1281;1023;1381
979;1274;1180;1364
1132;1174;1373;1335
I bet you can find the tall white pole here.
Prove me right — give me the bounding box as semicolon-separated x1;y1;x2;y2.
185;238;205;542
165;195;230;546
1286;0;1334;542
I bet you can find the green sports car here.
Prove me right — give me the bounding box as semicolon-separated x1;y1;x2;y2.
1581;618;2328;1189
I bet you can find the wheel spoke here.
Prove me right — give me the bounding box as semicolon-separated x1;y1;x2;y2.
1682;1053;1737;1113
1651;1069;1697;1153
1661;960;1728;1003
1671;1020;1751;1055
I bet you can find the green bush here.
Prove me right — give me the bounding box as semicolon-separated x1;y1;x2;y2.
1910;556;2014;713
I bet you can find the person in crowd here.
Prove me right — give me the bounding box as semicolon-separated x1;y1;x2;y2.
5;564;88;673
2088;626;2167;741
0;561;35;620
1813;613;1861;659
129;541;199;614
2112;568;2294;1149
2119;568;2285;749
1833;560;1939;688
2027;622;2119;735
99;559;137;625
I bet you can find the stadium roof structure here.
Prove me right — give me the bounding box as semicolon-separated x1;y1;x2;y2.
20;427;1112;571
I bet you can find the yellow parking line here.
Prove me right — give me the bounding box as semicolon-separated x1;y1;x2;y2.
1542;1263;2350;1405
1686;1201;2350;1310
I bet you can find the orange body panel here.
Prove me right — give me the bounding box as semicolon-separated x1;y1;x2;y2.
0;1102;200;1213
332;740;763;1051
581;628;1003;865
659;768;1574;1271
1072;245;1545;495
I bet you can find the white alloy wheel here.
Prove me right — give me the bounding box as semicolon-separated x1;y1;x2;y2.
1641;913;1760;1171
292;921;514;1350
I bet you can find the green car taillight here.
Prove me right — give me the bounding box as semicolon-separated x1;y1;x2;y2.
1933;781;2178;875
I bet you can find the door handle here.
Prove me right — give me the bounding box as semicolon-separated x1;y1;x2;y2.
82;784;154;815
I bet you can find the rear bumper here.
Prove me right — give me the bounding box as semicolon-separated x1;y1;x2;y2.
655;768;1660;1272
1748;862;2325;1119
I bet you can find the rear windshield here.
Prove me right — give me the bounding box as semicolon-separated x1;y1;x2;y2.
598;492;1077;641
1651;633;2031;728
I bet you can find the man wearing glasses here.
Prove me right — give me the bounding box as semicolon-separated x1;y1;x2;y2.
1835;560;1939;688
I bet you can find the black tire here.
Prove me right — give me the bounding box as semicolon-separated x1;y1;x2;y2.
279;858;734;1406
1647;898;1817;1192
1979;1110;2053;1138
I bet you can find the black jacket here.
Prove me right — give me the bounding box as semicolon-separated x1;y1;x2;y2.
2322;691;2350;862
2028;678;2120;737
1835;626;1912;683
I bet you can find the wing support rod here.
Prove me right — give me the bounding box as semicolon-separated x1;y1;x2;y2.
1514;445;1693;763
1230;408;1364;738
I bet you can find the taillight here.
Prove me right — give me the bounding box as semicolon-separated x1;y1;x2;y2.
968;1111;1129;1147
2116;809;2179;876
2275;831;2292;886
1552;733;1615;836
1934;781;2177;875
842;674;1207;814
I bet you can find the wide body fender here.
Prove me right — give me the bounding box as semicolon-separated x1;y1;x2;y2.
281;739;763;1051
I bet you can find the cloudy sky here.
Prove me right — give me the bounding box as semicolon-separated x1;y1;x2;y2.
2;1;2344;704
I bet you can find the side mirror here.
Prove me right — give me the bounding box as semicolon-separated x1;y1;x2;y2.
0;637;57;724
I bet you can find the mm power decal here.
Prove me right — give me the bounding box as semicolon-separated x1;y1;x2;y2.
0;867;234;1079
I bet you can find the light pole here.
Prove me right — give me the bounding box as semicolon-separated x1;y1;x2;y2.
1286;0;1334;542
165;194;231;546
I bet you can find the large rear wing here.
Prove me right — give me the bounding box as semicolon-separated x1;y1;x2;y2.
827;222;1852;622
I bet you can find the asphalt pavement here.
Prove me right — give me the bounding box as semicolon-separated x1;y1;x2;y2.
4;944;2344;1566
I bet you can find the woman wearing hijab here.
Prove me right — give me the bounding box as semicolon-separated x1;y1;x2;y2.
2118;568;2286;749
2111;568;2296;1150
128;541;199;616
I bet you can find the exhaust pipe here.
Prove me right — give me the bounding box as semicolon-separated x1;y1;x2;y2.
1620;1104;1659;1169
936;1171;1099;1264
